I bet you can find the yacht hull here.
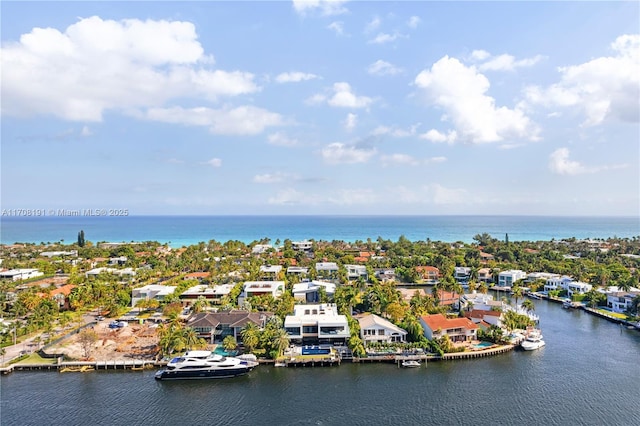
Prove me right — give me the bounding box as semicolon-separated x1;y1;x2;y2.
155;366;253;380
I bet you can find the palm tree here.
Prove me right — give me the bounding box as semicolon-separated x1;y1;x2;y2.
183;327;200;350
271;329;290;358
241;323;260;352
521;299;535;313
512;285;524;307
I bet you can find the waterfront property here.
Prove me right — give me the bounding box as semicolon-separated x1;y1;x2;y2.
186;311;272;344
416;266;440;284
498;270;527;287
454;267;471;284
345;264;368;281
420;314;478;342
356;313;407;345
607;291;640;313
284;303;350;345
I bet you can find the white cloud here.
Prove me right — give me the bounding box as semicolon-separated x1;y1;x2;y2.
367;59;403;76
427;183;468;205
381;154;447;167
407;16;421;29
525;34;640;126
372;123;420;137
320;142;376;164
1;16;259;121
80;126;92;137
368;32;408;44
268;188;308;205
381;153;420;166
203;158;222;168
292;0;349;16
471;50;491;61
144;105;283;135
548;148;627;175
268;132;299;146
344;113;358;131
253;172;294;184
327;21;345;36
305;93;328;105
419;129;458;144
275;71;319;83
478;53;544;72
328;189;377;205
415;56;539;143
327;82;373;108
364;17;381;33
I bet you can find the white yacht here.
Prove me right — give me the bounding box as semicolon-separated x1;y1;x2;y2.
155;350;258;380
520;329;546;351
401;360;421;368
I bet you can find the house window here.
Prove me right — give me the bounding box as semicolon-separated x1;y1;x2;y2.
378;329;385;336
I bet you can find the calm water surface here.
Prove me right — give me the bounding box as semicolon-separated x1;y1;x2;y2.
2;300;639;426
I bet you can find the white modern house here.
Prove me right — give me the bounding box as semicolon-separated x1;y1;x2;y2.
607;292;639;313
179;284;234;305
131;284;176;307
86;267;136;278
498;270;527;287
454;267;471;284
238;281;285;305
543;275;571;292
345;264;367;281
315;262;339;281
40;250;78;258
292;240;313;251
259;265;282;277
284;303;350;345
357;313;407;345
462;292;504;311
251;244;272;254
287;266;309;276
566;281;592;297
292;280;336;303
0;269;44;281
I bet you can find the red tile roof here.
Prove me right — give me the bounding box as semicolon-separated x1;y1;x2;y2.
420;314;478;331
185;272;210;279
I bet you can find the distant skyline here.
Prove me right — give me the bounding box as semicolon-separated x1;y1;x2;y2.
1;1;639;217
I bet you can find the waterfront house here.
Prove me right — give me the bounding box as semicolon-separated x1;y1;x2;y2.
419;314;478;342
607;292;640;313
356;313;407;345
131;284;176;307
462;292;504;311
498;270;527;287
464;309;502;328
416;266;440;284
566;281;592;298
284;303;350;345
187;311;272;344
237;281;285;305
374;268;396;283
543;275;571;292
477;268;492;283
436;289;461;310
179;284;234;305
454;267;471;284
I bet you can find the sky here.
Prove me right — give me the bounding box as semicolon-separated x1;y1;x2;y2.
1;0;639;216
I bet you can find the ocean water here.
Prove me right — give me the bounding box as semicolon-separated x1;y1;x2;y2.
1;215;638;247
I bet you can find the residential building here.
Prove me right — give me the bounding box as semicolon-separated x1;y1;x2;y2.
41;284;77;310
180;284;234;305
607;292;640;313
292;280;336;303
316;262;339;281
464;309;502;328
0;269;44;281
131;284;176;307
436;289;461;310
287;266;309;276
284;303;350;345
420;314;478;342
186;311;272;344
498;270;527;287
251;244;272;254
86;267;136;278
292;240;313;251
184;272;211;282
345;264;368;281
238;281;285;305
462;292;504;311
374;268;396;283
543;275;571;292
477;268;492;283
40;250;78;258
109;256;128;266
416;266;440;284
260;265;282;277
454;267;471;284
356;313;407;345
566;281;592;297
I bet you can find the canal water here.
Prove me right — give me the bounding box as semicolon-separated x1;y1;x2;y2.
2;299;639;426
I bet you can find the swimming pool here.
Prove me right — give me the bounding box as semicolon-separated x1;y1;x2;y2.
473;342;493;349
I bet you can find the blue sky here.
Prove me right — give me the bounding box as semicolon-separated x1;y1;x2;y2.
1;1;639;216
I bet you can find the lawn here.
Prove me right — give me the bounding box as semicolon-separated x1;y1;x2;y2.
596;309;628;320
16;352;58;365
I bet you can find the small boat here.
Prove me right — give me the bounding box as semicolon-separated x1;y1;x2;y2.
562;300;574;309
521;329;545;351
155;350;258;380
274;361;286;367
401;360;421;368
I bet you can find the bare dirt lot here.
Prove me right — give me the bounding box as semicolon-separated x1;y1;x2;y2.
47;320;159;361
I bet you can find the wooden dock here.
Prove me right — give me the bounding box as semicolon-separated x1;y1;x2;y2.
441;345;515;360
1;359;158;374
